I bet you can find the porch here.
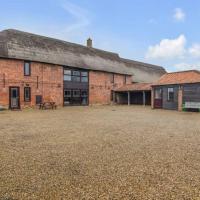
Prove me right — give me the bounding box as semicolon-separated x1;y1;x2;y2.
114;83;152;106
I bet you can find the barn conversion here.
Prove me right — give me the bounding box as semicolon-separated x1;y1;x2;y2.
0;29;165;109
152;70;200;112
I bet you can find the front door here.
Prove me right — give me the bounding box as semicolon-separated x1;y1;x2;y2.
9;87;20;109
154;88;163;108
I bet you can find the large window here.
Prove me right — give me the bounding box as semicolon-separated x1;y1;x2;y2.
24;61;31;76
63;68;88;83
167;88;174;101
24;87;31;102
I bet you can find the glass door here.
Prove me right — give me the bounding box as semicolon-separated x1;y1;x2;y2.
10;87;20;109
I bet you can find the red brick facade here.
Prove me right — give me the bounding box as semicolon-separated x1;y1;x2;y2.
89;71;132;104
0;58;63;108
0;58;132;108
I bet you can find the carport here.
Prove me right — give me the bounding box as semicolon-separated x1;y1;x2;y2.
114;83;152;106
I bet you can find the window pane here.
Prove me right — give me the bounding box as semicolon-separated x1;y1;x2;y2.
72;71;80;76
64;90;71;97
81;71;88;77
81;76;88;82
24;62;30;76
64;75;71;81
81;90;88;97
82;97;88;105
64;69;71;75
72;76;80;82
73;90;80;97
24;87;31;102
167;88;174;101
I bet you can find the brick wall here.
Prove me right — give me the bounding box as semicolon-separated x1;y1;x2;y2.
0;58;63;108
0;58;132;108
89;71;132;105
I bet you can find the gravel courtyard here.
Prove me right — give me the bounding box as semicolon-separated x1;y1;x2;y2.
0;106;200;200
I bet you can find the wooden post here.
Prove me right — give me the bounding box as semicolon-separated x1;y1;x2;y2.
151;88;154;109
178;86;183;112
143;91;146;106
128;91;130;106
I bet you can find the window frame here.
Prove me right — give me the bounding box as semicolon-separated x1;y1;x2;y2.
73;90;81;97
63;68;89;83
63;69;72;81
167;87;174;102
81;71;88;83
64;90;72;98
24;87;31;102
24;61;31;76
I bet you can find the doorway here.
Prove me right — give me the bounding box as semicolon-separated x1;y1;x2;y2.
9;87;20;109
154;88;162;108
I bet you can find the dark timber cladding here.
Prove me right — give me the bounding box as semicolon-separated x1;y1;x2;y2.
154;85;179;110
183;83;200;103
152;70;200;111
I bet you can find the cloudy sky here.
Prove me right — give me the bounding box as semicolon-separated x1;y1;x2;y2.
0;0;200;72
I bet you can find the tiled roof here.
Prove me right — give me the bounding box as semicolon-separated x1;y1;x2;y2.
115;83;152;92
152;70;200;86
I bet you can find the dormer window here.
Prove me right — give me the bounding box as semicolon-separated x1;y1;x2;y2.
24;61;31;76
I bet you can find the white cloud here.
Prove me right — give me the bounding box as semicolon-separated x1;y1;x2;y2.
146;35;186;60
189;44;200;58
173;8;186;22
175;63;200;71
62;1;90;34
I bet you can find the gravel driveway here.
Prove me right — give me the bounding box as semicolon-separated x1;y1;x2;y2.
0;106;200;200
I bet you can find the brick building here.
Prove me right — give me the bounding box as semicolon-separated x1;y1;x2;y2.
0;29;165;109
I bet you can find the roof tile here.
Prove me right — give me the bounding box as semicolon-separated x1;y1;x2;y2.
152;70;200;86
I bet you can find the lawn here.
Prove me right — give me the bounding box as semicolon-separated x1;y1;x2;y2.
0;106;200;200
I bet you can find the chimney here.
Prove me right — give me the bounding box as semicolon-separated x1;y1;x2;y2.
87;38;92;48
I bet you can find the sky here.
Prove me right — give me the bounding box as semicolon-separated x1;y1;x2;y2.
0;0;200;72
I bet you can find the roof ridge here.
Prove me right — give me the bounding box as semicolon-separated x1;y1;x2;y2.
166;70;200;74
120;57;165;71
1;29;120;58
